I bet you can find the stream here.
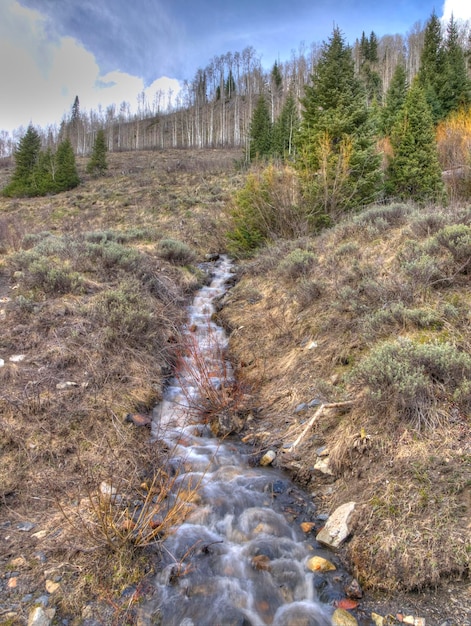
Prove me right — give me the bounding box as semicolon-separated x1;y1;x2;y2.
142;255;368;626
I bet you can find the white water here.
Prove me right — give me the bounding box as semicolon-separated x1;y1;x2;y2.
144;256;351;626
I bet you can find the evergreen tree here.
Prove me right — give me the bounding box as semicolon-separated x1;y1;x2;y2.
386;79;445;203
418;12;446;122
248;95;272;161
381;61;408;136
297;27;382;221
2;124;41;196
441;15;471;116
55;138;80;191
87;129;108;176
272;93;299;158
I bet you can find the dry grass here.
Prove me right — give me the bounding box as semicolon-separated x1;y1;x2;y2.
0;148;243;623
219;202;471;597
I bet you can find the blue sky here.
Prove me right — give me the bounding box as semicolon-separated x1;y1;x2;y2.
1;0;470;134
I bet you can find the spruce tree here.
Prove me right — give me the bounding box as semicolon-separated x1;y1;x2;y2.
2;124;41;196
386;80;445;203
297;27;382;221
55;138;80;191
418;12;446;122
248;95;272;161
272;93;299;158
87;129;108;176
381;61;408;136
441;15;471;116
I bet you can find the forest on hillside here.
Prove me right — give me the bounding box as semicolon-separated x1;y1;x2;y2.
2;13;471;206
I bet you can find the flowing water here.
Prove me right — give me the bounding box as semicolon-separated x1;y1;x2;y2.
143;256;365;626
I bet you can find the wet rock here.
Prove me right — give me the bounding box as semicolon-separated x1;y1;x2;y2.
259;450;276;466
306;556;336;572
27;606;56;626
371;614;384;626
332;608;358;625
205;253;220;261
345;577;363;599
316;502;356;549
300;522;315;533
210;410;244;437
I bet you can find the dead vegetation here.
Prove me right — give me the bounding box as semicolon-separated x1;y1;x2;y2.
0;149;242;622
220;201;471;598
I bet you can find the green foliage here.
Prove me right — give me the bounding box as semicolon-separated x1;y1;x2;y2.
54;138;80;191
2;125;41;197
2;128;79;197
386;80;445;203
381;62;408;136
297;27;382;221
87;129;108;176
350;339;471;429
434;224;471;266
277;248;316;280
157;238;197;265
272;93;300;159
441;16;471;116
248;95;272;161
418;12;446;122
89;279;159;349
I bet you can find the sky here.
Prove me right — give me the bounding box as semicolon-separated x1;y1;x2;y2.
1;0;470;135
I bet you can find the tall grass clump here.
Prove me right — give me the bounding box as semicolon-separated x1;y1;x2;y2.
277;248;317;280
350;339;471;430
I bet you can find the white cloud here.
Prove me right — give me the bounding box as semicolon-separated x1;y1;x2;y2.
0;0;181;134
441;0;471;21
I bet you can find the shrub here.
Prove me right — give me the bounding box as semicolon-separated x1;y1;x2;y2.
277;248;316;280
157;238;197;266
434;224;471;268
89;280;161;349
294;278;323;309
227;164;307;255
353;203;411;229
350;339;471;429
362;304;443;340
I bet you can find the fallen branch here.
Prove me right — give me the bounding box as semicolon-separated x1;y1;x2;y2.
287;401;354;452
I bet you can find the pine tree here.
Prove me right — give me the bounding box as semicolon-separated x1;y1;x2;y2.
272;93;299;158
381;61;408;136
248;95;272;161
418;12;446;122
441;15;471;116
386;79;445;202
55;138;80;191
297;27;382;221
2;124;42;196
87;129;108;176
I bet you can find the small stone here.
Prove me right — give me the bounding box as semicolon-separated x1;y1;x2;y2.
332;608;358;626
7;576;18;588
306;556;336;572
300;522;316;533
0;358;4;368
22;594;34;602
371;614;385;626
32;530;48;539
17;521;35;532
10;556;27;567
45;579;60;593
55;381;79;390
313;457;334;476
308;398;322;407
294;403;307;413
9;354;26;362
28;606;56;626
316;502;356;549
260;450;276;466
125;413;152;427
